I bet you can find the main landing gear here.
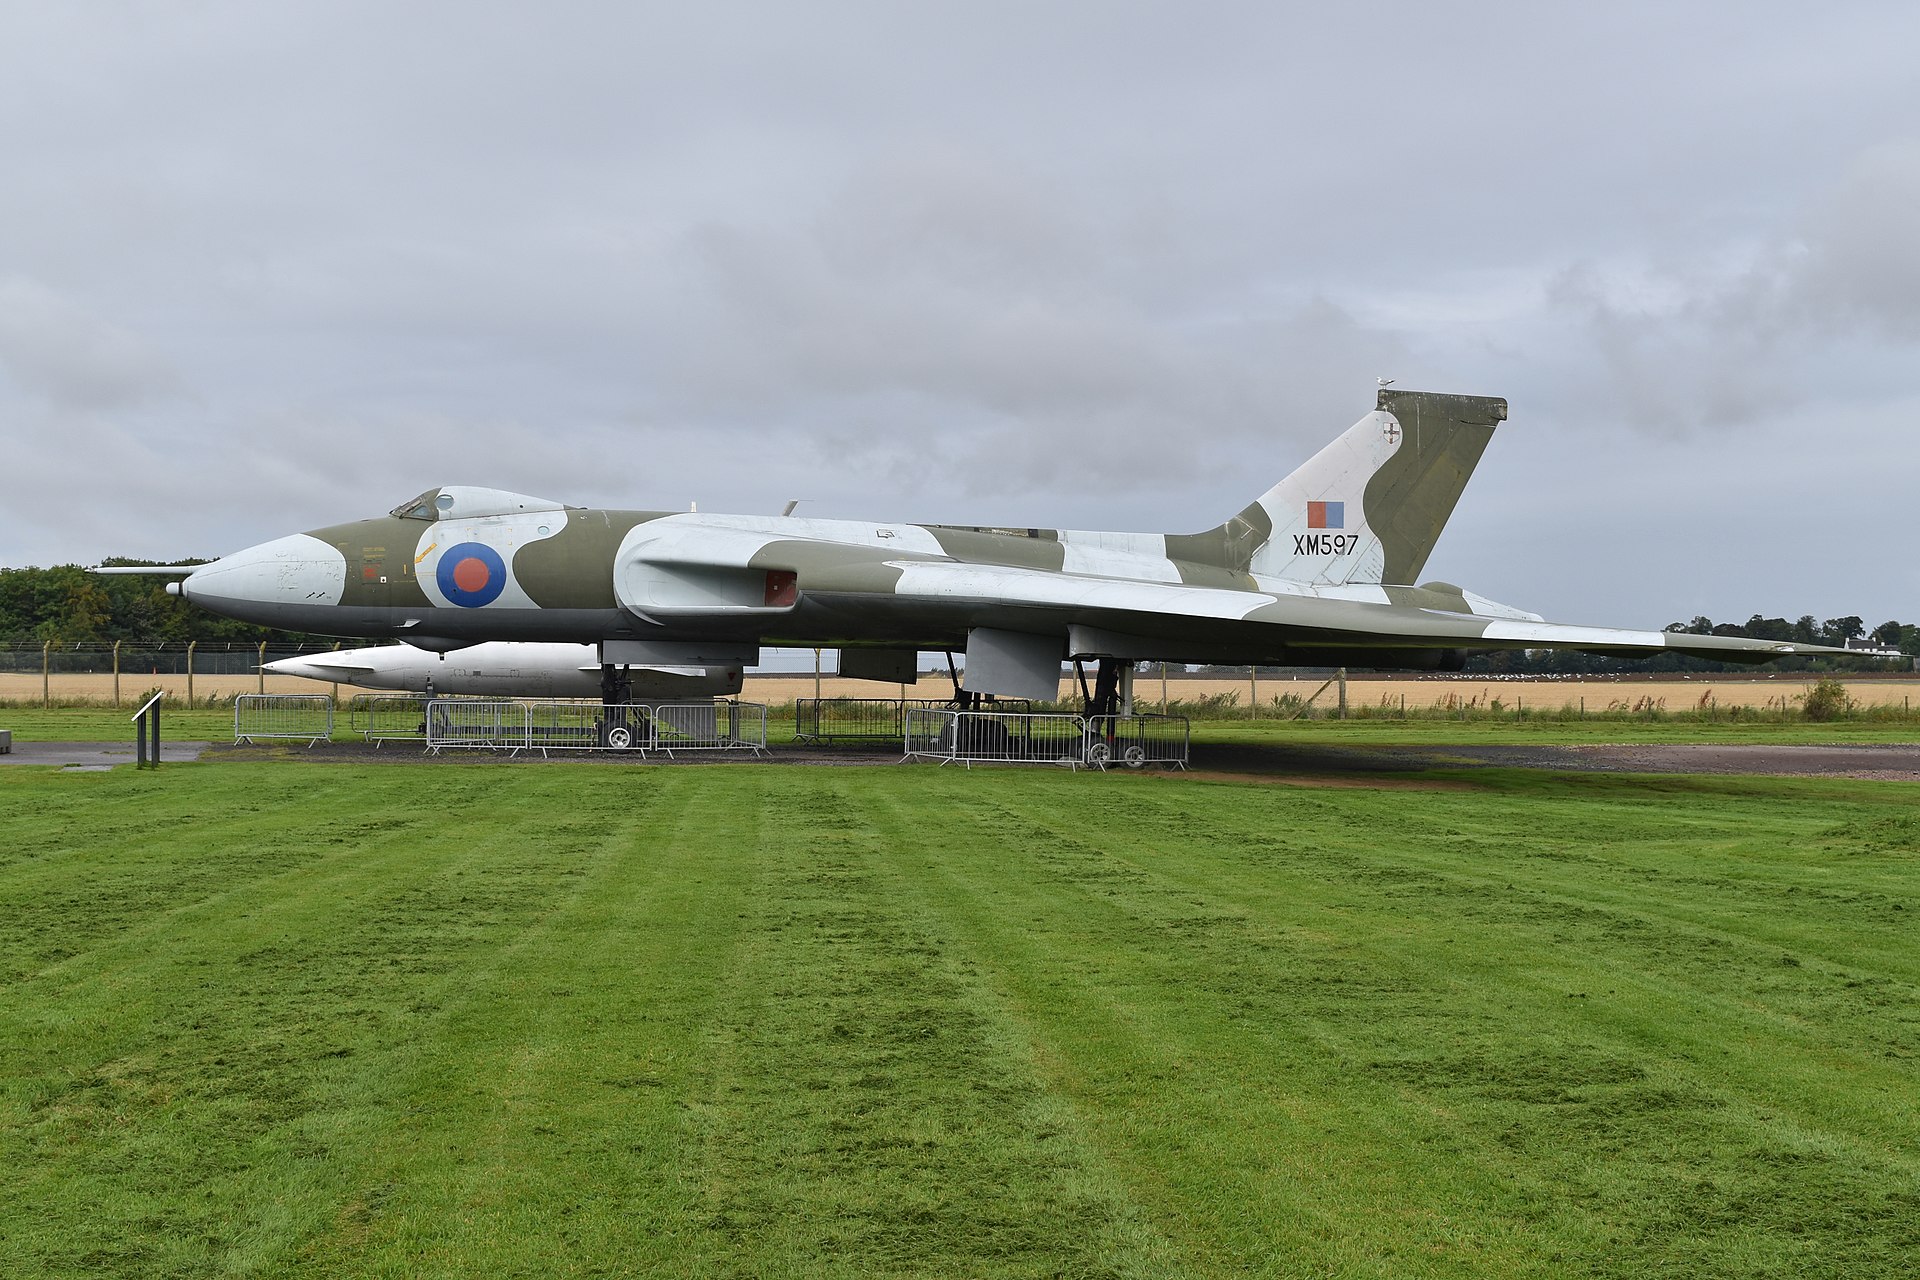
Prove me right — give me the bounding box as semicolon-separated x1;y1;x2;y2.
944;651;983;710
939;650;1131;717
1074;657;1126;720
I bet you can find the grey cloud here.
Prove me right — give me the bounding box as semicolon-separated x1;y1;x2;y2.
1524;140;1920;436
1786;141;1920;339
635;155;1409;509
0;278;185;410
1541;263;1796;432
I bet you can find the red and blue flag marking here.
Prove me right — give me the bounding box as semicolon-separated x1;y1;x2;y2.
1307;501;1345;529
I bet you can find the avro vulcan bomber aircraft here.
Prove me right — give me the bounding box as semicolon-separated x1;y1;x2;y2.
121;389;1883;714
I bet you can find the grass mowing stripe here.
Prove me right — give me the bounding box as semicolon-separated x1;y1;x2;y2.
291;767;744;1274
673;770;1163;1277
888;773;1573;1276
848;771;1183;1277
0;771;437;982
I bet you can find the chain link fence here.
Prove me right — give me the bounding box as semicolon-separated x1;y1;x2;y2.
0;643;378;705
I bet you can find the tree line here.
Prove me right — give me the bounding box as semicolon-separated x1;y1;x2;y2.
0;561;315;649
1463;614;1918;674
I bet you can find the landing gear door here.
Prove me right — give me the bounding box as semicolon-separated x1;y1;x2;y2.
961;628;1063;702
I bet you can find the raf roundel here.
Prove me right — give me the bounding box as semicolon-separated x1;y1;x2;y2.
436;542;508;608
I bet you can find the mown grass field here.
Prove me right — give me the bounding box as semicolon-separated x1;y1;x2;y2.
2;763;1916;1277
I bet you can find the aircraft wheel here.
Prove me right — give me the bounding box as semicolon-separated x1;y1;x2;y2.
606;725;635;750
1122;744;1148;769
1085;739;1112;769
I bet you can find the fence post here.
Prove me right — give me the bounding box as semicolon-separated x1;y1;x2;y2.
113;639;122;707
1249;667;1258;719
1337;667;1348;720
187;640;196;705
42;640;51;707
258;641;267;693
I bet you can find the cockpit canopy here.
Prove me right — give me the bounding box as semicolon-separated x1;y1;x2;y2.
389;486;570;522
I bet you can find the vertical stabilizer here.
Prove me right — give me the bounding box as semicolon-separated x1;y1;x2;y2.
1169;389;1506;585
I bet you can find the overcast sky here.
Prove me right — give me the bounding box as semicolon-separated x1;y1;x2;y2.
3;1;1916;633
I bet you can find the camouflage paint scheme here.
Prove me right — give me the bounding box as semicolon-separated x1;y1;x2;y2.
173;390;1874;680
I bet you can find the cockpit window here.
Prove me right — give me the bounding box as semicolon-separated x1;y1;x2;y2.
390;489;441;521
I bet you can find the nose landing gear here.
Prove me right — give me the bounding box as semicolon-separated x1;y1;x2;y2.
599;663;648;750
600;663;633;707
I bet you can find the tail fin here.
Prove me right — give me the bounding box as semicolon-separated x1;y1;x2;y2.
1168;389;1507;586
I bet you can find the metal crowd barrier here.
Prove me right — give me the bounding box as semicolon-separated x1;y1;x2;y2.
1085;713;1191;770
904;709;1190;769
524;701;668;754
233;693;334;746
347;694;431;745
423;698;768;757
652;701;769;756
795;697;1032;742
527;700;618;753
426;699;531;754
903;709;1087;768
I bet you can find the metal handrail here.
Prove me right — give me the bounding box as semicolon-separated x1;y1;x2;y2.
132;690;164;770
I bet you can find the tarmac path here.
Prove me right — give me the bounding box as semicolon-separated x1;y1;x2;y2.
0;741;214;769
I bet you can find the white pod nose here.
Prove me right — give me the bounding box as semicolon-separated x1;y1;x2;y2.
260;653;375;683
181;534;346;616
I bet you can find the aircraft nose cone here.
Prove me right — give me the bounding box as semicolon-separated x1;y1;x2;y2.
182;534;346;624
